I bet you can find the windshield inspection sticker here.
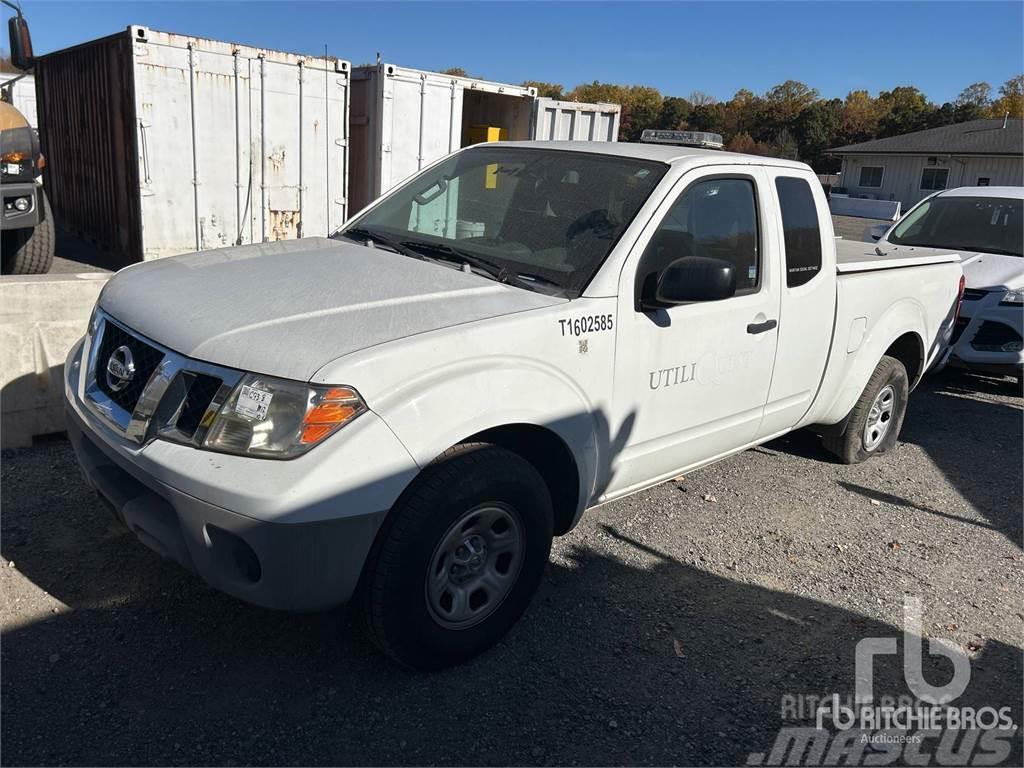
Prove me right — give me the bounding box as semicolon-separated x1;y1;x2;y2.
235;384;273;420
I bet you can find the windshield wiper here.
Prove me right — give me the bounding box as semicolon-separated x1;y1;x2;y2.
340;227;424;261
401;240;519;285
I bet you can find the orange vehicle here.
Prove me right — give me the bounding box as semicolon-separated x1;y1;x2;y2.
1;3;52;274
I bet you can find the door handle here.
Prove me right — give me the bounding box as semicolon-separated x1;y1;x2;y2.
747;319;778;334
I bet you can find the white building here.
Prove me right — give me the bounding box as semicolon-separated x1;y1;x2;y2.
829;118;1023;208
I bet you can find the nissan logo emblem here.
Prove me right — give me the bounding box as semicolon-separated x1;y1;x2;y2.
105;345;136;392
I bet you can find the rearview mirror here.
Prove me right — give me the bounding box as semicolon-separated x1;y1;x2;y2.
656;256;737;304
7;14;34;71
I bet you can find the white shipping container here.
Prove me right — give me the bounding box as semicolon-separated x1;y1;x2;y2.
349;64;621;213
0;73;38;129
36;26;350;265
530;97;620;142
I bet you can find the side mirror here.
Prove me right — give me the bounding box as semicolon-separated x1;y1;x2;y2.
656;256;737;304
7;14;34;72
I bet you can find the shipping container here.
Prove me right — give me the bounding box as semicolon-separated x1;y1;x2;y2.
530;97;620;142
348;64;621;213
34;26;350;266
0;73;38;129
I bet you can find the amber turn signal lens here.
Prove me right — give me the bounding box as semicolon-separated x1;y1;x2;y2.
299;387;363;445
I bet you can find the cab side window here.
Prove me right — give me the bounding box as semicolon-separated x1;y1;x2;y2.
635;178;760;308
775;177;822;288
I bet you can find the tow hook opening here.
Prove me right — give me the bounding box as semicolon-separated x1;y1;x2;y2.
204;524;262;584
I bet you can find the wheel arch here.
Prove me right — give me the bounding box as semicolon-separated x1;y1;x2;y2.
461;423;582;536
884;331;925;390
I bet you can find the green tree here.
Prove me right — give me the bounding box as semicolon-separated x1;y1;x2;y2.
721;89;762;141
657;96;691;130
877;86;934;137
688;102;725;135
523;80;565;99
763;80;819;128
795;98;842;171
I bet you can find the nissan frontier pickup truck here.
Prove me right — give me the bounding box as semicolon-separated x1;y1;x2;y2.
64;140;964;669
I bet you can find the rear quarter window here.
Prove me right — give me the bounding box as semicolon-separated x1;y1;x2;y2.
776;177;823;288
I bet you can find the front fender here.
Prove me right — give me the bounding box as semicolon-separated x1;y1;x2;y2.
370;356;602;515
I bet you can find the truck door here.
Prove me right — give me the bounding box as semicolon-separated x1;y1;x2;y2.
755;171;834;438
603;166;781;500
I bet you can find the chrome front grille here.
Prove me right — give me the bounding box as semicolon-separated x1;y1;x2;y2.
94;321;166;413
83;311;243;447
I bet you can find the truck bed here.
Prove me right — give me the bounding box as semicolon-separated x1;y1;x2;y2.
835;239;960;274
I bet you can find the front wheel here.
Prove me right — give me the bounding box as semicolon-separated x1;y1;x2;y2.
1;191;54;275
823;355;909;464
358;442;553;670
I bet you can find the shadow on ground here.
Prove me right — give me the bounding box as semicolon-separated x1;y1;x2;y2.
763;368;1022;549
2;441;1021;765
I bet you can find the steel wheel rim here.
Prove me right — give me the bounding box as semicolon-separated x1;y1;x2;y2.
425;503;524;630
864;384;896;451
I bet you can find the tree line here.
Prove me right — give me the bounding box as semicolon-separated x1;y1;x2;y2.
517;75;1024;173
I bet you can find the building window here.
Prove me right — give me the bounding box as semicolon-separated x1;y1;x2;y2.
858;166;884;188
921;167;949;191
776;177;822;288
977;177;991;187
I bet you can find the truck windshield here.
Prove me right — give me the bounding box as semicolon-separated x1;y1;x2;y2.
888;196;1023;257
337;147;668;296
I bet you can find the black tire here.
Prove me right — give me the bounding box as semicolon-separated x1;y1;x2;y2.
823;355;909;464
358;442;553;670
1;191;54;275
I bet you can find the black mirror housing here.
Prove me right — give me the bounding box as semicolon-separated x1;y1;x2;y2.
8;15;34;72
655;256;737;304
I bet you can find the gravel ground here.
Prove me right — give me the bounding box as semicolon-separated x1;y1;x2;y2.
1;368;1021;766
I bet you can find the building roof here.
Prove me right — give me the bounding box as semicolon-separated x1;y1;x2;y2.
829;118;1023;157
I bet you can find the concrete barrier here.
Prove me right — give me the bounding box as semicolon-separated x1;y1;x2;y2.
1;273;109;448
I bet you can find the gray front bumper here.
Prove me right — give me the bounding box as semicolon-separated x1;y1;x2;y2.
65;404;386;611
0;181;42;230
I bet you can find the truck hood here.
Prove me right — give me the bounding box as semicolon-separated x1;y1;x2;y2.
99;238;564;381
959;251;1024;291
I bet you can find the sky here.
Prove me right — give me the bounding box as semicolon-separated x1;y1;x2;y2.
9;1;1024;104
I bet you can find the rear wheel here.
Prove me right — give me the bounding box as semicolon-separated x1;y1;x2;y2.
1;191;54;275
823;355;909;464
358;442;553;670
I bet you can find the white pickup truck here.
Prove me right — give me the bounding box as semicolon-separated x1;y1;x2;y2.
64;141;963;669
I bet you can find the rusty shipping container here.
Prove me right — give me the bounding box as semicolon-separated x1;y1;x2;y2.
35;26;350;266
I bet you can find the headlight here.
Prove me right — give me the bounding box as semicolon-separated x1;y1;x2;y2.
204;374;366;459
1000;288;1024;305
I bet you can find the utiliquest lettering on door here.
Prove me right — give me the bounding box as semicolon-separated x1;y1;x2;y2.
649;363;697;390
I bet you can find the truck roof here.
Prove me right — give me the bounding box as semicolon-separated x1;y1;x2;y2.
498;140;812;171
